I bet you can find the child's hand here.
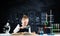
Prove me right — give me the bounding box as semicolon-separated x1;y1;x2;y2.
20;26;26;29
20;27;24;29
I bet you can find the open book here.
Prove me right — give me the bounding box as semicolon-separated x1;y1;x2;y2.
13;24;20;33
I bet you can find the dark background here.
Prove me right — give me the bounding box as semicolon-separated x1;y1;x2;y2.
0;0;60;33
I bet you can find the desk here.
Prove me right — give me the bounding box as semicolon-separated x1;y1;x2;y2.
0;33;11;36
0;33;56;36
12;32;36;36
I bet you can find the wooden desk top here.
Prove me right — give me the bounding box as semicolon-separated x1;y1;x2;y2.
12;32;36;36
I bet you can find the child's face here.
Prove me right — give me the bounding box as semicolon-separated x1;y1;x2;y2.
21;18;29;26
